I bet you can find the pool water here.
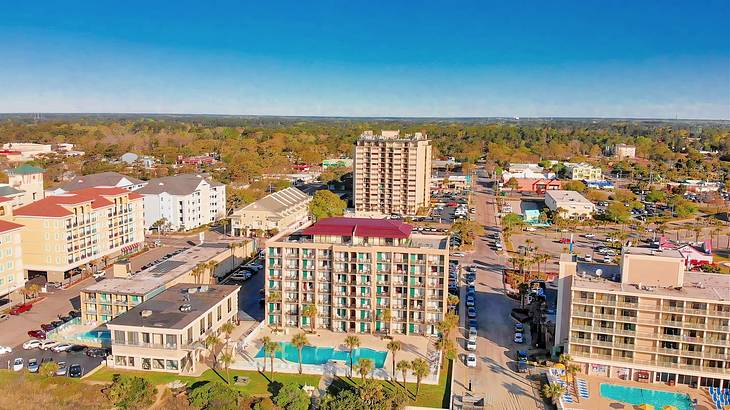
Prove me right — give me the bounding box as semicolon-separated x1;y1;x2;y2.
600;384;694;410
255;342;387;368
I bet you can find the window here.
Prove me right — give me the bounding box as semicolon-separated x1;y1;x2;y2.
128;357;135;367
115;356;127;366
141;332;150;345
217;305;222;321
114;330;126;344
152;358;164;369
187;327;193;344
199;318;205;335
165;334;177;349
207;312;213;329
127;332;139;345
166;360;179;370
227;297;232;313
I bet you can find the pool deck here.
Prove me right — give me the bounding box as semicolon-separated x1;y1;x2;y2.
561;373;715;410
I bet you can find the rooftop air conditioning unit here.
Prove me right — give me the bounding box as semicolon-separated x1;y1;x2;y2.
180;304;192;312
140;310;153;318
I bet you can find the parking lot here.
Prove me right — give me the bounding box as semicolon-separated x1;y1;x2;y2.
0;343;107;377
219;255;265;322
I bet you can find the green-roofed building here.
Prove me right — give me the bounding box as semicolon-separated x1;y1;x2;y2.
1;164;44;206
6;164;45;175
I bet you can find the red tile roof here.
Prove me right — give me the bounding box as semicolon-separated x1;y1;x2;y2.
14;187;140;218
0;196;13;204
0;219;23;233
301;217;412;239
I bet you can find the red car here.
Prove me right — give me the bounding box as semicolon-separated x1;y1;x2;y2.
558;238;571;244
27;330;46;339
9;303;32;315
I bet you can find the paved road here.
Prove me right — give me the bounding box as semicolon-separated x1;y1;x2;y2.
452;177;542;410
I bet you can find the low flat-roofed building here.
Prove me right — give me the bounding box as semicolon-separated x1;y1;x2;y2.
80;238;253;324
230;187;311;236
564;162;602;181
545;190;595;219
107;283;240;374
556;247;730;389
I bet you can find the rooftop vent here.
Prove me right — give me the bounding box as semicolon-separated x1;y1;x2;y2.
180;304;192;312
187;287;198;294
140;309;153;318
199;285;209;293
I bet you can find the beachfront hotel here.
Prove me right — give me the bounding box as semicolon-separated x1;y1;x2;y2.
556;247;730;389
353;130;432;217
264;217;449;336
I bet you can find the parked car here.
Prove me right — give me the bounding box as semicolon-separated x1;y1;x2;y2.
0;345;11;354
93;271;105;279
46;281;62;289
55;361;68;376
27;330;46;339
450;252;465;257
12;358;23;371
86;347;110;358
583;233;596;239
465;353;477;368
22;339;41;350
583;254;593;262
467;307;477;319
514;333;524;344
40;323;56;332
68;345;87;353
68;310;81;318
39;340;59;350
0;313;9;322
468;328;478;343
466;340;477;351
9;303;32;315
68;364;83;378
51;343;74;353
514;323;524;332
27;358;39;373
466;295;475;307
558;238;571;244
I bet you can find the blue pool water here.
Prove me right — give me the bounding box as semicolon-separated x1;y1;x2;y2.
600;384;694;410
255;342;387;368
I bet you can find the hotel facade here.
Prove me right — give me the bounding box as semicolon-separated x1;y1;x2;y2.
556;247;730;389
265;217;449;336
353;130;432;217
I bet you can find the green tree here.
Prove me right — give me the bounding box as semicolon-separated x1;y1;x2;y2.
645;190;666;203
344;335;361;377
106;375;157;410
273;382;311;410
38;361;59;378
204;334;222;368
542;382;567;405
291;332;309;374
396;360;411;387
301;304;317;333
563;180;587;193
354;357;375;382
263;339;281;378
605;202;631;223
386;340;401;378
309;190;346;221
220;350;235;384
410;358;430;398
189;381;241;410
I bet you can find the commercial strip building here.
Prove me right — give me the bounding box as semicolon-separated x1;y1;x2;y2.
107;283;240;374
265;217;449;336
48;171;147;195
545;190;596;219
0;199;25;308
556;247;730;389
137;174;226;231
353;130;432;217
80;238;253;324
504;178;564;194
564;162;603;181
11;187;145;283
230;187;311;236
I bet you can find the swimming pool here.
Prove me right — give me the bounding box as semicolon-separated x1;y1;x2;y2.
600;384;694;410
255;342;388;368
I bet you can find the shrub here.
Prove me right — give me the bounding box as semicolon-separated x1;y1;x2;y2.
105;374;157;410
189;381;241;410
273;382;310;410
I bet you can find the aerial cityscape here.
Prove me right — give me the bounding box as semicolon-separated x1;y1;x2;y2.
0;1;729;410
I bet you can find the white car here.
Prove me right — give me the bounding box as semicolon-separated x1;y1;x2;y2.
466;353;477;368
583;233;596;239
93;271;105;279
524;227;536;232
450;252;465;257
514;333;524;344
466;340;477;351
0;345;11;354
39;340;59;350
465;296;475;307
468;328;478;343
583;254;593;262
22;339;41;350
12;358;23;371
51;343;74;353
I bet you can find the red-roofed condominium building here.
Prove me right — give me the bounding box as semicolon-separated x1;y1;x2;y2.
265;217;449;336
11;187;145;283
0;199;25;308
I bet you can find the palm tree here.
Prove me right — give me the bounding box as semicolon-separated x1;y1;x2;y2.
410;358;430;398
220;321;235;351
396;360;410;387
263;340;280;378
291;332;309;374
386;340;401;378
220;218;230;236
301;304;317;333
191;263;205;284
692;225;703;243
260;336;271;373
436;312;458;339
447;294;459;307
542;382;567;405
379;308;392;335
434;337;456;362
219;350;234;384
207;260;219;284
344;335;360;377
518;282;530;309
204;334;222;368
354;358;374;382
559;354;580;403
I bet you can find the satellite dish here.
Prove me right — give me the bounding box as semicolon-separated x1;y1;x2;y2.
596;269;603;277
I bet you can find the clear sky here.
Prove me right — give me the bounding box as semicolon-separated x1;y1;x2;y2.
1;1;728;119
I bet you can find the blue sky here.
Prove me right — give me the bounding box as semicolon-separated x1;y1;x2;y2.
0;1;728;119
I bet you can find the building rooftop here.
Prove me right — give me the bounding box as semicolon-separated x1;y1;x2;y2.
83;240;245;295
357;130;428;142
233;187;309;218
136;174;223;195
301;217;412;239
14;187;142;218
0;219;24;233
107;283;239;330
57;172;144;191
6;164;45;175
545;190;593;205
0;186;23;196
622;246;683;258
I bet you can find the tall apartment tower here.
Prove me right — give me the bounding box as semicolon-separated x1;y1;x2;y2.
353;130;431;217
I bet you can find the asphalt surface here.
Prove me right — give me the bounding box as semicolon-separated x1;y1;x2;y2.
0;344;105;376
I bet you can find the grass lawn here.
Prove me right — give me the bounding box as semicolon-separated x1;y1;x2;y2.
0;370;111;409
331;360;452;408
87;367;320;397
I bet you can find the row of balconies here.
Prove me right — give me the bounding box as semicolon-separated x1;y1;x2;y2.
571;324;730;346
575;352;730;375
573;297;730;318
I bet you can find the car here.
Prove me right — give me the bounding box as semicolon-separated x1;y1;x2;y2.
12;358;23;371
0;345;11;354
27;330;46;339
23;339;42;349
468;328;478;342
46;281;62;289
39;340;59;350
258;297;265;305
603;255;613;263
465;296;475;307
27;358;39;373
68;344;87;353
9;303;32;315
514;323;524;332
58;315;73;323
40;323;56;332
86;347;110;358
558;238;571;244
68;364;83;378
450;252;465;257
93;271;105;279
52;343;74;353
56;361;68;376
465;353;477;368
583;254;593;262
524;227;536;232
68;310;81;318
0;313;9;322
467;307;477;319
466;340;477;351
517;350;528;361
514;333;524;344
468;319;478;330
583;233;596;239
